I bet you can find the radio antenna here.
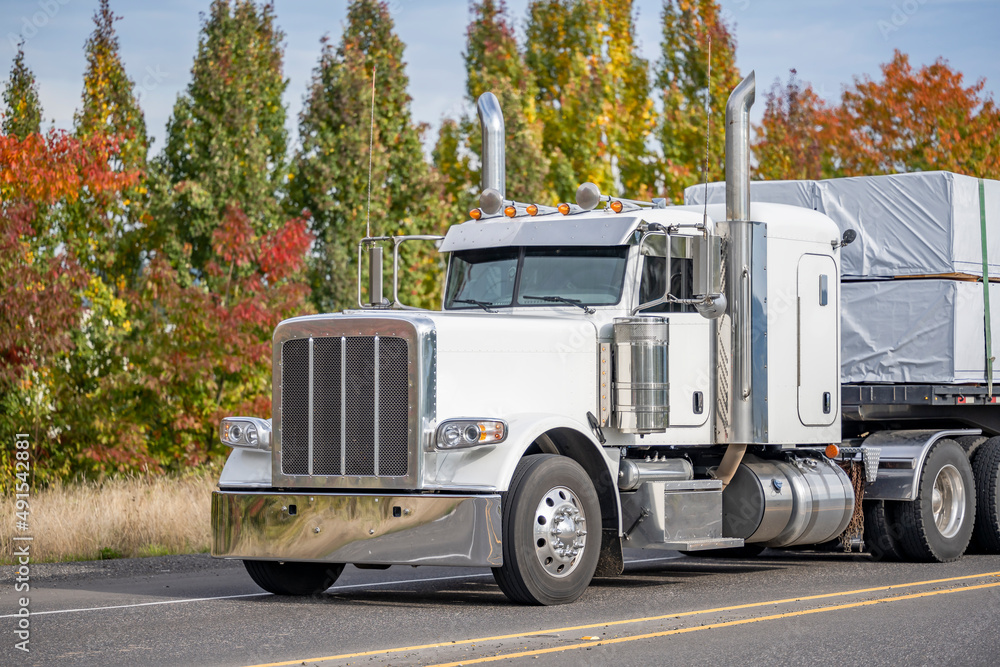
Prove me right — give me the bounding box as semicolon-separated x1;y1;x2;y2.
702;36;712;227
366;65;377;238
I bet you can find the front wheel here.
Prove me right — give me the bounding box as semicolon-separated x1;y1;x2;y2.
894;439;975;562
243;560;345;596
492;455;602;605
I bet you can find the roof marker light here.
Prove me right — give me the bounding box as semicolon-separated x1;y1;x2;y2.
470;208;483;220
558;203;570;215
610;200;624;213
504;205;517;218
527;204;539;216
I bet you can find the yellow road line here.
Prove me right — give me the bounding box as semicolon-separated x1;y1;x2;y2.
241;570;1000;667
425;580;1000;667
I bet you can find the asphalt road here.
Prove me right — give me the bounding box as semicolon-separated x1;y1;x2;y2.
2;548;1000;666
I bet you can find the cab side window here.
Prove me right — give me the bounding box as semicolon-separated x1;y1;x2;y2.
638;240;695;313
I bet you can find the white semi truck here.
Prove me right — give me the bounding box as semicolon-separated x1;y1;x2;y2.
211;73;1000;605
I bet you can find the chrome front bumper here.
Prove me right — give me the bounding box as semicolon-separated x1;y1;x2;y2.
211;491;502;567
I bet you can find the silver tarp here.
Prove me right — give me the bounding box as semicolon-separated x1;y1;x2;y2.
685;172;1000;279
841;280;1000;384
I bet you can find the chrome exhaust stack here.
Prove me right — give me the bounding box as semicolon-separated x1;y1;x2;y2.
477;92;506;215
725;72;755;223
714;71;767;449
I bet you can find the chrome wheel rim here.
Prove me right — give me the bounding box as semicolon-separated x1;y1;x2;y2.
533;486;588;578
931;464;965;539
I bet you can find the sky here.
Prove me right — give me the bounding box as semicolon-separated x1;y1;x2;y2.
1;0;998;157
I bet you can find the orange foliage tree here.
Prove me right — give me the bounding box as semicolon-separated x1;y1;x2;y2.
0;131;138;482
754;51;1000;180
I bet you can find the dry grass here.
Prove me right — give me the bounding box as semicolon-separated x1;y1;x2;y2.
1;470;218;563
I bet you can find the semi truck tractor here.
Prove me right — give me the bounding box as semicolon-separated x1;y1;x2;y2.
210;73;1000;605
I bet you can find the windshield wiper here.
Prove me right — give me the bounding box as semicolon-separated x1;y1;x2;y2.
452;299;498;313
522;295;595;314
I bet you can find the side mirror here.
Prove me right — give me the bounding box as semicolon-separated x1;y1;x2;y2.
835;229;857;249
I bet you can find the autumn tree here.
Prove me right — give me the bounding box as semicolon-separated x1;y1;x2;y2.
525;0;653;200
656;0;741;200
290;0;436;313
158;0;288;274
827;50;1000;178
2;43;42;139
753;70;832;181
0;131;138;484
124;211;311;466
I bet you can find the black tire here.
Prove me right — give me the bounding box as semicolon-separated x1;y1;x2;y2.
492;455;602;605
970;437;1000;553
893;439;976;562
243;560;345;596
681;545;766;559
956;435;988;459
863;500;907;562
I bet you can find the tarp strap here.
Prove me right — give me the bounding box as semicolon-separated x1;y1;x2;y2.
980;178;993;396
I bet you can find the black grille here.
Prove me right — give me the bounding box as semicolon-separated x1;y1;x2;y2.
280;336;410;478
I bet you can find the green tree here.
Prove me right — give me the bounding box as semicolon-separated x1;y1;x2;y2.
432;118;473;224
69;0;149;279
525;0;652;200
1;42;42;139
45;0;155;478
290;1;435;313
75;0;147;174
460;0;549;205
656;0;741;200
158;0;288;275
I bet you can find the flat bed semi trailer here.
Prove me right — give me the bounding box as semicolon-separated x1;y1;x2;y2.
209;73;1000;605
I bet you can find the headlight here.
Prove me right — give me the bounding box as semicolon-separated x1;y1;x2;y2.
436;419;507;450
220;417;271;451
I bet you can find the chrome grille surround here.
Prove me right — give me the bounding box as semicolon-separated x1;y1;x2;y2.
272;314;436;490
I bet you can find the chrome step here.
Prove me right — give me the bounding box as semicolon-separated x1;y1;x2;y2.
663;537;745;551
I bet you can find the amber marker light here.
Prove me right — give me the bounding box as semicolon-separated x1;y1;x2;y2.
558;203;570;215
504;205;517;218
825;444;840;458
527;204;539;216
469;208;482;220
610;200;624;213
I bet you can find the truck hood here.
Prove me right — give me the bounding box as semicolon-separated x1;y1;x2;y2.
429;312;599;421
275;310;600;426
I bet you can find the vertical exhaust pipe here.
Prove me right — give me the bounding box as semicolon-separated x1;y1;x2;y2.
477;92;506;214
715;71;763;450
725;72;755;222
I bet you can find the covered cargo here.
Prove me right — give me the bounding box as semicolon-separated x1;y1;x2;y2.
685;172;1000;280
841;279;1000;384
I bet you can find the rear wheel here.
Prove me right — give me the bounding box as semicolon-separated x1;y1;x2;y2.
243;560;345;596
894;439;975;562
492;455;602;605
863;500;906;562
970;437;1000;553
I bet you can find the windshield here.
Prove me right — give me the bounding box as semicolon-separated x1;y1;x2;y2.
445;246;629;310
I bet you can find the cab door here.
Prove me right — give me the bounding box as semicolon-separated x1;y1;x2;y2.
797;254;838;426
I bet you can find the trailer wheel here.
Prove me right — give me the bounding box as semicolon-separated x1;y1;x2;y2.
243;560;345;596
862;500;906;562
894;439;975;562
492;455;601;605
970;437;1000;553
